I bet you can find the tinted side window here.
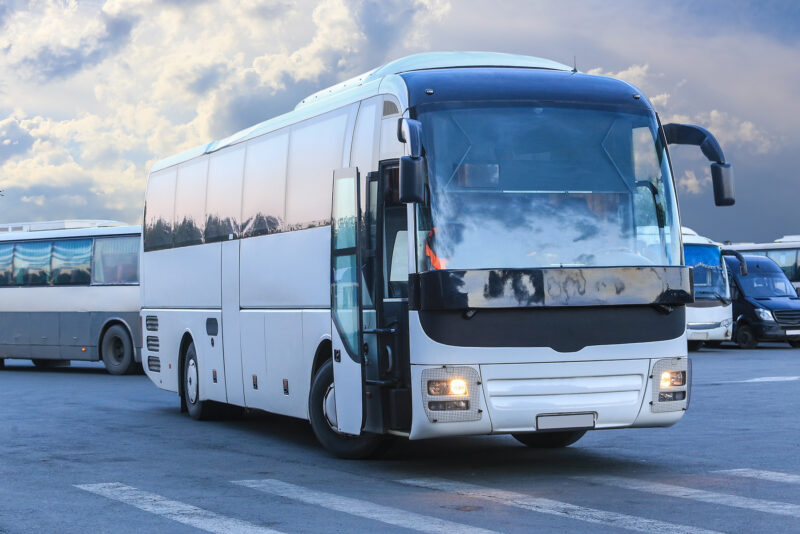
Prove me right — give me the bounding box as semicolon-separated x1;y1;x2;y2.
92;236;139;284
206;146;245;242
52;239;92;285
144;168;177;251
241;131;289;237
173;159;208;247
0;243;13;286
14;241;52;286
285;107;352;230
766;249;798;281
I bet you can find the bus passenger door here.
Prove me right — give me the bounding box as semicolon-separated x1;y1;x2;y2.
330;167;366;435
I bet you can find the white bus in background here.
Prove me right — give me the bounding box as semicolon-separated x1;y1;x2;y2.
140;52;735;458
681;228;734;349
728;236;800;291
0;222;142;374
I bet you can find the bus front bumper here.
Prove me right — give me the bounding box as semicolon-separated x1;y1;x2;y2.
687;320;732;341
408;358;689;440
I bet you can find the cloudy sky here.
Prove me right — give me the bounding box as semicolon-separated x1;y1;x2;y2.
0;0;797;243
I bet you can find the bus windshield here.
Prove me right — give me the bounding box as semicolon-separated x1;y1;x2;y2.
739;273;796;298
684;244;729;301
414;101;681;272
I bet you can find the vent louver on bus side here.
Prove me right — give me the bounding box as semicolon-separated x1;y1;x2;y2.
146;336;160;352
145;316;159;332
147;356;161;373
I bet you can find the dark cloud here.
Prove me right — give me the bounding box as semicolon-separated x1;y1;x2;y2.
187;63;228;95
16;13;137;81
0;119;34;163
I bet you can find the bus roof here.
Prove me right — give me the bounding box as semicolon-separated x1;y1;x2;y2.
681;227;718;246
149;52;573;174
0;220;125;233
0;224;140;243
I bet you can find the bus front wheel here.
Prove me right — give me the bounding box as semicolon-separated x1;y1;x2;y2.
101;324;136;375
308;359;385;459
182;342;218;420
512;430;586;448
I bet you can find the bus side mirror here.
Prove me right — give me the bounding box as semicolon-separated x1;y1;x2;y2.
398;118;426;203
663;122;735;206
399;156;425;204
711;163;734;206
722;249;748;276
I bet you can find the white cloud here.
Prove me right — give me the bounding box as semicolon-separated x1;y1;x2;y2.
677;169;711;195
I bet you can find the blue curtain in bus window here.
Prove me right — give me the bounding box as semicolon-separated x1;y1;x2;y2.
92;236;139;284
13;241;52;286
52;239;92;285
0;243;13;286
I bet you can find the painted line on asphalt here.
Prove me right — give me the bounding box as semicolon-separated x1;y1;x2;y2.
727;376;800;383
580;476;800;518
716;468;800;485
76;482;282;534
399;477;724;534
233;478;499;534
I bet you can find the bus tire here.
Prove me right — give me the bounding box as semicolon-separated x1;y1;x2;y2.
0;359;5;369
101;324;136;375
182;342;217;420
512;430;586;448
687;341;704;351
735;324;758;349
32;359;70;368
308;359;385;459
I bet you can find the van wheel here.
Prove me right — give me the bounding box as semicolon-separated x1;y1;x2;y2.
788;340;800;348
687;341;704;351
101;325;136;375
512;431;586;448
735;324;758;349
308;359;385;459
182;342;217;420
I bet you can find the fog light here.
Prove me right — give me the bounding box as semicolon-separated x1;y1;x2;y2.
659;391;686;402
429;400;470;411
660;370;686;388
427;378;469;396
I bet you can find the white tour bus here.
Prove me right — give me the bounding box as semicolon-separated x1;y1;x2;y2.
0;221;142;374
681;228;736;349
728;237;800;291
140;52;735;458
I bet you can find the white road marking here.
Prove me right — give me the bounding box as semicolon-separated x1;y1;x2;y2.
581;476;800;518
399;477;724;534
234;478;500;534
76;482;282;534
716;468;800;485
725;376;800;383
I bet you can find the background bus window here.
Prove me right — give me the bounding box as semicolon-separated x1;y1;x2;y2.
13;241;52;286
143;168;177;251
206;146;244;242
52;239;92;285
241;132;289;237
0;243;13;286
92;236;139;284
766;249;798;282
173;159;208;247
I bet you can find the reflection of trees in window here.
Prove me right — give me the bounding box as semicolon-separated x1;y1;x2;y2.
173;216;204;247
0;243;13;286
144;218;173;251
52;239;92;285
241;213;284;238
13;242;52;286
205;215;239;243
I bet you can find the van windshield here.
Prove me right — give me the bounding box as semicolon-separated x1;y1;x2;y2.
414;101;681;272
684;244;729;301
739;273;795;298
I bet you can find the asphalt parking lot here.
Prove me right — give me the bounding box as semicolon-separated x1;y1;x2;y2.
1;344;799;533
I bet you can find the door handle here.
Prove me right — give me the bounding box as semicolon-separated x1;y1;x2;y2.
334;349;341;362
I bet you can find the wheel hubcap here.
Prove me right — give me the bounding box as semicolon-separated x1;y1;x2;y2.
322;383;338;430
187;360;198;404
111;337;124;363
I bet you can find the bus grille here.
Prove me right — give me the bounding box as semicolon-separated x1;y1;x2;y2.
773;310;800;326
147;356;161;372
146;336;160;352
145;316;159;331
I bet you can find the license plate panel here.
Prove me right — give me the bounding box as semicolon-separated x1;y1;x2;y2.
536;413;595;431
786;329;800;335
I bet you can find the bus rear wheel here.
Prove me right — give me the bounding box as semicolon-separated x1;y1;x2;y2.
512;430;586;448
101;325;136;375
308;359;385;459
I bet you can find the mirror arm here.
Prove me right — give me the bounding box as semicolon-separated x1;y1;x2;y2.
722;249;748;276
662;123;726;164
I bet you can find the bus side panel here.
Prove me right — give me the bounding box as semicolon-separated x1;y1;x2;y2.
142;244;222;309
240;310;268;410
264;310;306;418
29;312;59;359
0;312;31;359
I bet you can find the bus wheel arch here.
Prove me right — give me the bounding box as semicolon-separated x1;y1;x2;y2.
310;338;332;389
178;333;194;413
99;320;136;375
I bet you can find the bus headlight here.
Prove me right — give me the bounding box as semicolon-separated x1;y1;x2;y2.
651;358;689;413
421;367;481;423
660;371;686;388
